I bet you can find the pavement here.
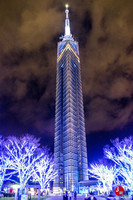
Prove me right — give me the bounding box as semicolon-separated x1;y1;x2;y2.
46;196;131;200
45;196;107;200
46;196;85;200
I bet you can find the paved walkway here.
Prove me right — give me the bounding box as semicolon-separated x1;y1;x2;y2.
45;196;108;200
46;196;85;200
46;196;131;200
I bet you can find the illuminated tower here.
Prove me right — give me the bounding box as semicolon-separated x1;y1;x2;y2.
54;5;88;192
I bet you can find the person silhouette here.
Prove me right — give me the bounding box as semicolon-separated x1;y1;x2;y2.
74;191;77;200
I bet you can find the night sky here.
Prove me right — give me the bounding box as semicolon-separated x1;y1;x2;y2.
0;0;133;164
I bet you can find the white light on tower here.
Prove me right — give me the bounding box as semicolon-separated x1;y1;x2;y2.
65;4;69;9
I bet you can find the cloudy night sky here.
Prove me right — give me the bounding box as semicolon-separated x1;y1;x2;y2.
0;0;133;163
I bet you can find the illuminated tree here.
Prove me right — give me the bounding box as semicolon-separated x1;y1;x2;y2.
0;135;7;192
0;135;17;193
89;163;118;194
33;148;57;193
5;135;44;196
104;136;133;193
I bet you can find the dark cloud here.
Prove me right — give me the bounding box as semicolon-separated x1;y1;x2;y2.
83;0;133;132
0;0;133;139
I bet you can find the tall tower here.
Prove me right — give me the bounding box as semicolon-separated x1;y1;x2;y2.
54;5;88;192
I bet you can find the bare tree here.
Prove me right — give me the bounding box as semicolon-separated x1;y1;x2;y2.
33;148;57;193
0;135;7;192
104;136;133;193
0;136;15;193
5;134;44;197
89;163;118;194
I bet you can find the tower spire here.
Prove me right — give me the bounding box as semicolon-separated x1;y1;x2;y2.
63;4;73;40
65;4;70;36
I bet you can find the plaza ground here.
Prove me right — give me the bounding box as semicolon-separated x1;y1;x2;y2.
0;196;131;200
46;196;131;200
46;196;105;200
46;196;85;200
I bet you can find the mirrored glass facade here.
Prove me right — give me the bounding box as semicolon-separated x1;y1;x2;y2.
54;7;88;192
